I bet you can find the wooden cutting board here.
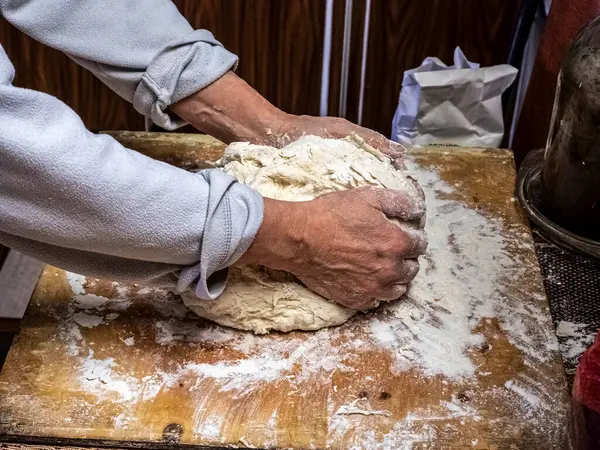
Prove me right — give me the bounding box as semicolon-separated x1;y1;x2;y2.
0;133;569;449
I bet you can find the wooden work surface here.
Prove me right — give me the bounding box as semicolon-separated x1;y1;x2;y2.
0;133;569;449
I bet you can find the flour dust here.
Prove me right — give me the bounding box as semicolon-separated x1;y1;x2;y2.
51;157;564;448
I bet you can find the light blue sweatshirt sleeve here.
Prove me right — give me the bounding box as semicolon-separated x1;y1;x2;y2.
0;46;264;299
0;0;238;129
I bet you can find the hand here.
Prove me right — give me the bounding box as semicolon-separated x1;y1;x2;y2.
273;114;427;216
172;72;406;164
238;187;427;310
273;115;406;161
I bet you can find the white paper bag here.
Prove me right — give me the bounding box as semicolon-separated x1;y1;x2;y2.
392;47;518;148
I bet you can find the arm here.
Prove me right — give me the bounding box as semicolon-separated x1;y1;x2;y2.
0;0;237;130
0;2;425;307
0;45;426;308
171;72;406;159
0;46;261;299
1;0;403;158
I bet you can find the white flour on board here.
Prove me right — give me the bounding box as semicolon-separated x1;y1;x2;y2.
72;311;103;328
53;158;564;448
66;272;86;296
336;398;391;416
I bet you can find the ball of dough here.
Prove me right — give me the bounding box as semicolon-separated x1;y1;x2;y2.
180;135;423;334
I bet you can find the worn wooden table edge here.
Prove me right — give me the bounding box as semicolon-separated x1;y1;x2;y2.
1;132;564;450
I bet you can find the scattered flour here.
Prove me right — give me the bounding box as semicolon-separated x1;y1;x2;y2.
366;161;509;378
195;418;223;441
66;272;86;295
80;350;138;402
74;293;110;310
122;336;135;346
178;327;354;397
555;321;596;371
504;380;540;407
50;158;564;449
72;312;103;328
336;399;391;416
340;420;437;450
155;320;234;345
113;412;132;430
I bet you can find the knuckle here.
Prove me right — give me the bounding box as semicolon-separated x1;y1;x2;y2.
405;198;426;220
390;229;410;256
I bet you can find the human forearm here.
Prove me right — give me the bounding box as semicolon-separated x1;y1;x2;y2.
171;71;290;145
172;71;406;159
0;47;262;298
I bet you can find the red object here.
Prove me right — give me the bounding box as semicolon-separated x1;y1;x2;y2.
570;331;600;449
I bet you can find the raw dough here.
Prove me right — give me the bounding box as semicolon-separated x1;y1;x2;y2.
180;135;423;334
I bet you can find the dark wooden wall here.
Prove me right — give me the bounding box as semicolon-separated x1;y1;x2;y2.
0;1;520;136
342;0;521;134
512;0;600;166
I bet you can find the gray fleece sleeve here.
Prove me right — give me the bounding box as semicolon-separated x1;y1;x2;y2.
0;46;264;299
0;0;238;130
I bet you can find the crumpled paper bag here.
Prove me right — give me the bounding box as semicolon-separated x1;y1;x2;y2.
391;47;518;148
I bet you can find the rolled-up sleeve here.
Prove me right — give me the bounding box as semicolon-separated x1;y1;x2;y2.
0;46;262;299
0;0;238;129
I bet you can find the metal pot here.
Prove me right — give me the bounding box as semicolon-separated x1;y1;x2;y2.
542;15;600;240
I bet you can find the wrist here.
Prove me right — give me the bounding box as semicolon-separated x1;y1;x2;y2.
237;198;310;269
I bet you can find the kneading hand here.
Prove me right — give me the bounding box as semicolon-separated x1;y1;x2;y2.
238;187;427;310
274;115;406;161
171;72;407;164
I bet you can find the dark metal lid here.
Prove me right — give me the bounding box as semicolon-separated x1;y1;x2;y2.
517;148;600;260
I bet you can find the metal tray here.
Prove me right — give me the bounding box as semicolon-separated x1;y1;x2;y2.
517;149;600;260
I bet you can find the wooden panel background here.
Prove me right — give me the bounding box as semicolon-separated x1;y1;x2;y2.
344;0;522;134
0;1;520;136
0;0;326;132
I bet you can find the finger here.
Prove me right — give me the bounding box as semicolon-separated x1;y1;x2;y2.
396;259;420;283
416;212;427;230
405;175;426;229
382;139;406;159
330;290;380;310
395;227;428;258
367;188;426;221
376;284;408;301
337;294;380;311
359;128;405;158
380;258;420;285
339;121;405;158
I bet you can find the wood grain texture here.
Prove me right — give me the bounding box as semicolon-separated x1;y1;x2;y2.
171;0;325;118
1;1;519;136
0;0;326;132
101;132;227;170
351;0;521;135
0;133;568;449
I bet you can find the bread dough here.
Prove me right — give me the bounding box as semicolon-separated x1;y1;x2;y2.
180;135;422;334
